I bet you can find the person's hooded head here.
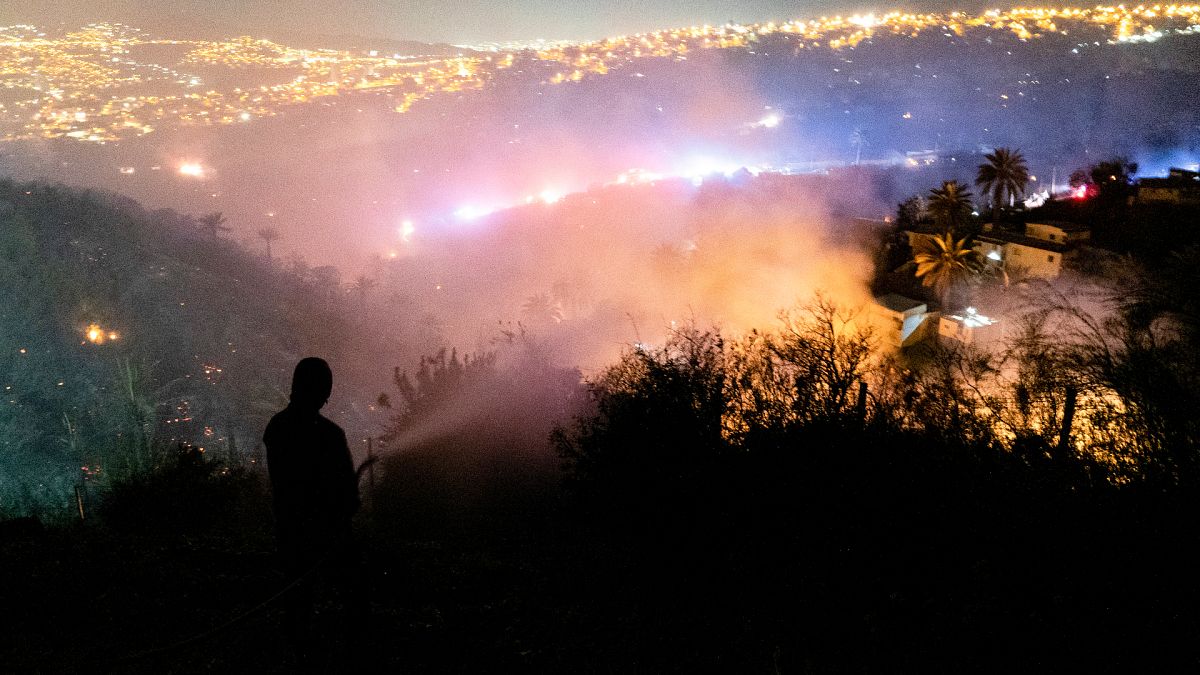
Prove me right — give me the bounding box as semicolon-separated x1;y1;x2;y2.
290;357;332;413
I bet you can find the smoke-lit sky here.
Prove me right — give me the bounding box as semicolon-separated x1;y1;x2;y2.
0;0;976;43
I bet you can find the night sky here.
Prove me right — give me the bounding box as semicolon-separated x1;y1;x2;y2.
0;0;984;43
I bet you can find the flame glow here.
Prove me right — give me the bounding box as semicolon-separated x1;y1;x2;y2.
84;323;117;344
178;162;205;178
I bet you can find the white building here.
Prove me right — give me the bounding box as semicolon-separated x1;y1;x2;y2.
1024;221;1091;246
938;307;1000;346
1136;168;1200;205
974;221;1089;280
871;293;939;350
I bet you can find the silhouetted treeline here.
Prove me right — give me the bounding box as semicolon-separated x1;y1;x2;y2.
551;293;1200;670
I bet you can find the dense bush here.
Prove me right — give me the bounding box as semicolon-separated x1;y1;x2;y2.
98;446;269;535
551;296;1200;670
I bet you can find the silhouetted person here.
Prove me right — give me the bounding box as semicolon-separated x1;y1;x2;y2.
264;357;364;667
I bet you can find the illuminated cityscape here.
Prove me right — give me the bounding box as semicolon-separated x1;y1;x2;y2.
2;5;1197;143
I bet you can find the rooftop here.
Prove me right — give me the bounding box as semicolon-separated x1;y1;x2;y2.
942;306;998;328
874;293;927;314
1029;220;1091;233
1139;176;1200;188
977;232;1070;254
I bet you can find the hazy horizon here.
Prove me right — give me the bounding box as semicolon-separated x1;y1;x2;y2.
0;0;993;44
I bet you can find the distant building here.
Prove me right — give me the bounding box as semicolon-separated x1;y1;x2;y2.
1022;221;1092;246
973;221;1090;280
1136;167;1200;205
903;229;937;250
904;149;939;167
938;307;1000;346
871;293;939;350
902;221;1089;280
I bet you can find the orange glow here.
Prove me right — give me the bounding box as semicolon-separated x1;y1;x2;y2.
84;323;117;344
178;162;205;178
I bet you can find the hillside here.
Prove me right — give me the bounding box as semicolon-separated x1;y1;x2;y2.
0;180;380;515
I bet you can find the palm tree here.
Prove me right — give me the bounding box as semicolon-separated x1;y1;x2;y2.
913;231;984;309
522;293;563;325
975;147;1029;220
256;227;280;261
926;180;974;235
197;212;231;241
651;242;687;278
550;278;591;317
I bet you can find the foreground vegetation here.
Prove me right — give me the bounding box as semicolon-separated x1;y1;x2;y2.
6;289;1199;670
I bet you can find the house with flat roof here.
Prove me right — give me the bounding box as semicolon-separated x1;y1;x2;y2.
1023;221;1091;246
938;307;1000;346
973;221;1090;280
871;293;939;350
1136;167;1200;205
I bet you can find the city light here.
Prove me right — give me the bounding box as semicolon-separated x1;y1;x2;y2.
680;157;741;178
1023;190;1050;208
455;205;492;221
614;168;665;185
3;6;1194;145
178;162;205;178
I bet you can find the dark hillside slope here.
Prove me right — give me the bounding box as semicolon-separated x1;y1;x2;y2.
0;180;362;515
